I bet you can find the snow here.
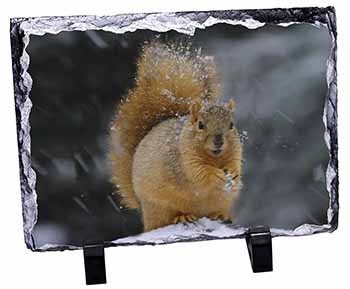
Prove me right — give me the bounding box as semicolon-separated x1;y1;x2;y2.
224;172;236;195
161;89;176;102
112;217;246;245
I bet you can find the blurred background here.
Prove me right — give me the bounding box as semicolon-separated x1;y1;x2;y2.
26;23;331;248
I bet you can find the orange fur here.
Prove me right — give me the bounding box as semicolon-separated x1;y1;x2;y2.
109;41;220;209
109;41;242;231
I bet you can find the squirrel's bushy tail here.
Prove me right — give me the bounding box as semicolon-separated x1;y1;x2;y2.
109;41;220;209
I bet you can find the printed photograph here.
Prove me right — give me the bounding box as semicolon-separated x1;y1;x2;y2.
25;20;331;248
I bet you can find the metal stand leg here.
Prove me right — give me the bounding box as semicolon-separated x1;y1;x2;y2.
246;226;273;273
83;244;107;285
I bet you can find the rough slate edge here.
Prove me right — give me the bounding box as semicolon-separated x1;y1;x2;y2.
9;6;338;252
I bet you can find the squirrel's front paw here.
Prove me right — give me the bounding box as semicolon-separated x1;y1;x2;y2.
173;214;198;224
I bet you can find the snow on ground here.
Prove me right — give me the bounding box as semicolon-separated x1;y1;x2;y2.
112;217;246;245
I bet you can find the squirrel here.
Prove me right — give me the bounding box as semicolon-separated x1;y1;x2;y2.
109;41;242;232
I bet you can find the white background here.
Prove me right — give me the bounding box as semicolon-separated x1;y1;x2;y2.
0;0;348;288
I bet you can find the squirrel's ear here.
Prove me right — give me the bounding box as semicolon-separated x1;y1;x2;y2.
190;101;201;124
226;99;235;111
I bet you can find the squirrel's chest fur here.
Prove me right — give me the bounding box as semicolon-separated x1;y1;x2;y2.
132;117;238;216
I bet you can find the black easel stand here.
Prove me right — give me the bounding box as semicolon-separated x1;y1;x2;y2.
82;226;272;284
246;226;273;273
83;244;107;285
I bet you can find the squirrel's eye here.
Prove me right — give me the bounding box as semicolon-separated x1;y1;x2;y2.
229;121;234;130
198;121;205;130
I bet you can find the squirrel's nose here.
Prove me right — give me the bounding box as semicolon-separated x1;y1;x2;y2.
213;134;224;147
